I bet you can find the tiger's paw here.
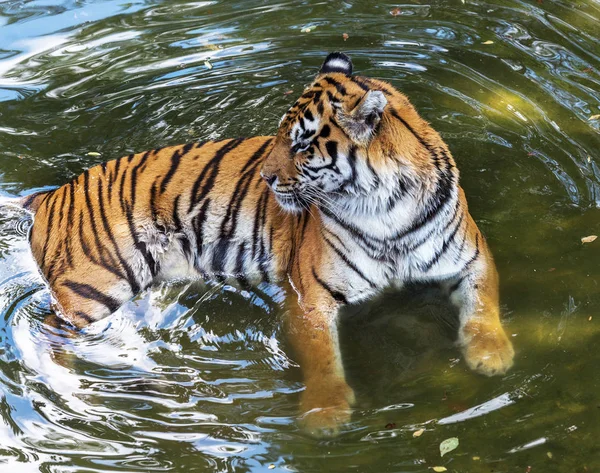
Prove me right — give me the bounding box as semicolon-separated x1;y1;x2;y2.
461;322;514;377
299;380;355;438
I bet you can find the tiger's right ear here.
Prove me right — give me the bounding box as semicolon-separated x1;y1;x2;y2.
319;52;353;76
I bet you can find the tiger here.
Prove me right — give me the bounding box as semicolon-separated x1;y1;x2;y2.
16;52;514;437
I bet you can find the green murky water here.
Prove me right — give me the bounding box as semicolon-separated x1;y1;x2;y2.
1;0;599;471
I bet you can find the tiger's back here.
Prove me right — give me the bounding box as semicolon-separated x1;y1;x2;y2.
25;137;297;326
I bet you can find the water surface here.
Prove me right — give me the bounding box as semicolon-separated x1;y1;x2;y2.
0;0;599;471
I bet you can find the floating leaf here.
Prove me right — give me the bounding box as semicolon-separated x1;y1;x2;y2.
547;451;553;459
413;429;425;438
589;114;600;121
482;40;494;45
440;437;459;457
472;456;480;461
432;467;447;472
390;7;402;16
86;151;101;156
581;235;597;244
268;465;275;470
204;59;213;70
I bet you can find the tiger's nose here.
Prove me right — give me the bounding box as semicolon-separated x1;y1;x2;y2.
261;172;277;186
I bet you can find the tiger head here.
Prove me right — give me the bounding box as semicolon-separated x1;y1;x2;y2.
261;52;395;213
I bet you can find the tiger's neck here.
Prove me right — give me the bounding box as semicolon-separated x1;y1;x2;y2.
317;154;459;257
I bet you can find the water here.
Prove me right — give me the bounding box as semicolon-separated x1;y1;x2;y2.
0;0;599;471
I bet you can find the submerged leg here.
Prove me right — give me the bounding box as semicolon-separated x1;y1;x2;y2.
448;235;514;376
283;281;355;437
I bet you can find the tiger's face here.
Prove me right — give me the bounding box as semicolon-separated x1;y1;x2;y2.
261;53;388;213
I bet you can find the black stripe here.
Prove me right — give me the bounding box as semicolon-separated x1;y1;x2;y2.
65;182;76;268
188;138;246;213
312;267;348;304
211;239;230;275
319;206;383;255
323;234;377;288
420;210;465;272
96;178;140;293
44;189;67;283
150;181;159;223
83;170;123;278
453;223;469;264
160;144;192;193
172;195;182;230
113;155;122;186
63;280;121;313
462;233;480;270
74;311;96;324
350;76;370;92
324;77;348;96
240;138;273;174
40;191;59;270
192;198;211;260
234;242;247;278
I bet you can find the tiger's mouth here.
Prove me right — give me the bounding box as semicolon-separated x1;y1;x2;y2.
272;190;307;213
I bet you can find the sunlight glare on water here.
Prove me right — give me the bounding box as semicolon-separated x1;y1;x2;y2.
0;0;599;471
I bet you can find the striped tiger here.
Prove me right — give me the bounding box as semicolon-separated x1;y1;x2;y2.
18;52;514;436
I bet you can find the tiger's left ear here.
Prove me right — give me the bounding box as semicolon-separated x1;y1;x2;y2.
319;52;353;76
340;90;387;145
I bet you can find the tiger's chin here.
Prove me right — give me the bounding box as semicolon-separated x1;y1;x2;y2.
273;191;306;214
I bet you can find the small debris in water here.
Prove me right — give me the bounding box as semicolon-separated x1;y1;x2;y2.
343;33;349;41
525;467;532;473
390;8;402;16
547;452;553;459
547;268;556;272
482;40;494;45
385;422;396;429
301;26;316;33
581;235;597;244
413;429;425;438
440;437;459;457
472;456;480;461
589;114;600;121
268;465;275;470
431;467;447;472
284;90;294;95
589;317;593;322
204;59;213;70
87;151;101;156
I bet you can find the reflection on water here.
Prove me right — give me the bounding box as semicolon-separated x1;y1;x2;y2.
0;0;599;471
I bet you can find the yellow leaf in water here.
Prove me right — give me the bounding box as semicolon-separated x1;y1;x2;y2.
482;40;494;44
589;114;600;120
581;235;597;244
472;456;481;461
432;467;447;472
547;451;553;459
413;429;425;438
268;465;275;470
86;151;101;156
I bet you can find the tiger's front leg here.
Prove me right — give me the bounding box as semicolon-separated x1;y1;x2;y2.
448;227;514;376
283;280;355;438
